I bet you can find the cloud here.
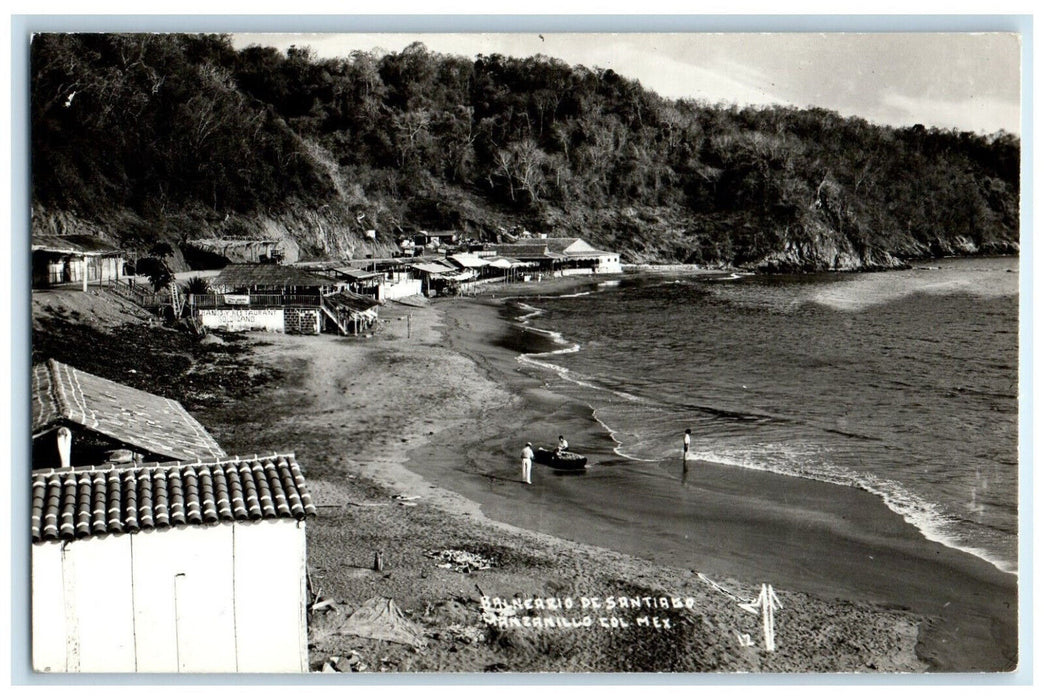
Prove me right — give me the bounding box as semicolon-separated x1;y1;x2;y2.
229;32;1022;135
877;92;1021;134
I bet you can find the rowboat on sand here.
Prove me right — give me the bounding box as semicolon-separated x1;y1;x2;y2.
533;447;589;471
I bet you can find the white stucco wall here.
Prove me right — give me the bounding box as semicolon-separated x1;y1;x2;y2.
378;278;422;301
198;308;285;333
595;256;622;274
234;521;309;672
32;520;308;673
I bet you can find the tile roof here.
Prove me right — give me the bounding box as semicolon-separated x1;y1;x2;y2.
32;359;226;463
211;264;336;290
31;454;317;543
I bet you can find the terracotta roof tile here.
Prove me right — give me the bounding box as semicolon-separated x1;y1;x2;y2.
32;454;317;543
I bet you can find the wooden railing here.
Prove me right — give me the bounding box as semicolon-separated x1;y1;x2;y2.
107;280;167;310
188;293;322;309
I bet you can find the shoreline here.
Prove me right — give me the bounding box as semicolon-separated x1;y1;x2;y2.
426;288;1017;672
199;272;1012;673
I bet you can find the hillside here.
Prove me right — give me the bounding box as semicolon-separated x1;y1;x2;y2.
30;33;1020;272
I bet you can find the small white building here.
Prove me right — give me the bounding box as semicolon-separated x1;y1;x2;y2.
31;453;317;673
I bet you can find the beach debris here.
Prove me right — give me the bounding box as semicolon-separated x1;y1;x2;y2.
333;597;427;648
310;597;338;614
424;548;498;573
394;494;420;507
446;624;486;645
320;651;368;673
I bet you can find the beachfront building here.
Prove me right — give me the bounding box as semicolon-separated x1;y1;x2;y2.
31;359;227;470
321;290;382;335
495;237;622;276
31;234;126;291
410;260;461;296
191;263;341;334
323;265;423;302
31;452;316;673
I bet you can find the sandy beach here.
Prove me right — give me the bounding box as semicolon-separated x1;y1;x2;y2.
194;279;1015;674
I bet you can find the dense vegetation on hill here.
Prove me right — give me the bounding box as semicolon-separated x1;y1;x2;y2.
30;33;1020;271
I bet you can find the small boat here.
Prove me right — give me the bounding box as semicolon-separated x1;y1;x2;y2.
534;447;589;471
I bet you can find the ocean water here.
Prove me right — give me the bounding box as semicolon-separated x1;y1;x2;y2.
509;257;1020;574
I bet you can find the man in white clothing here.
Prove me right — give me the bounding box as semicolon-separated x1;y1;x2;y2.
521;442;535;484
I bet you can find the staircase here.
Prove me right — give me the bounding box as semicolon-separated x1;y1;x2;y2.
320;296;352;335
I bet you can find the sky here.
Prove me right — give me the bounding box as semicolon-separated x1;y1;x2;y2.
230;32;1022;136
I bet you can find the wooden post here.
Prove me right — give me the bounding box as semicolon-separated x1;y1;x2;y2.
407;313;412;339
81;255;88;292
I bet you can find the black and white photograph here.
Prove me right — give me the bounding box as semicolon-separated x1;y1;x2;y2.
10;11;1028;683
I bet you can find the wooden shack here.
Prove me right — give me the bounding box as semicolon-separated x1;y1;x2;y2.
31;234;125;290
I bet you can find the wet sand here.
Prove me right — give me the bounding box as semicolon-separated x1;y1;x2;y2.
422;292;1017;672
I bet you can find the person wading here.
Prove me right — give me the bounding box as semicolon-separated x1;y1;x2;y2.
521;442;535;485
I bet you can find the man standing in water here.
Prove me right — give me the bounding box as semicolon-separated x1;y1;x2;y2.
683;429;692;459
521;442;535;484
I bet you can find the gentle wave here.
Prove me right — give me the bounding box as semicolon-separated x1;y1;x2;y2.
690;444;1016;575
508;279;1016;576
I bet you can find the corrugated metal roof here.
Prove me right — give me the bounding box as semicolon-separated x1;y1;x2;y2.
411;262;457;275
30;453;317;543
334;268;383;281
447;252;490;268
211;264;335;289
31;234;122;256
32;359;226;463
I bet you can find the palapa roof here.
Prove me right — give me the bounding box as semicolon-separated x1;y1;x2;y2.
494;242;565;259
211;264;335;289
32;359;226;463
31;453;317;543
323;290;381;314
185;239;280;263
497;237;613;259
31;234;122;257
